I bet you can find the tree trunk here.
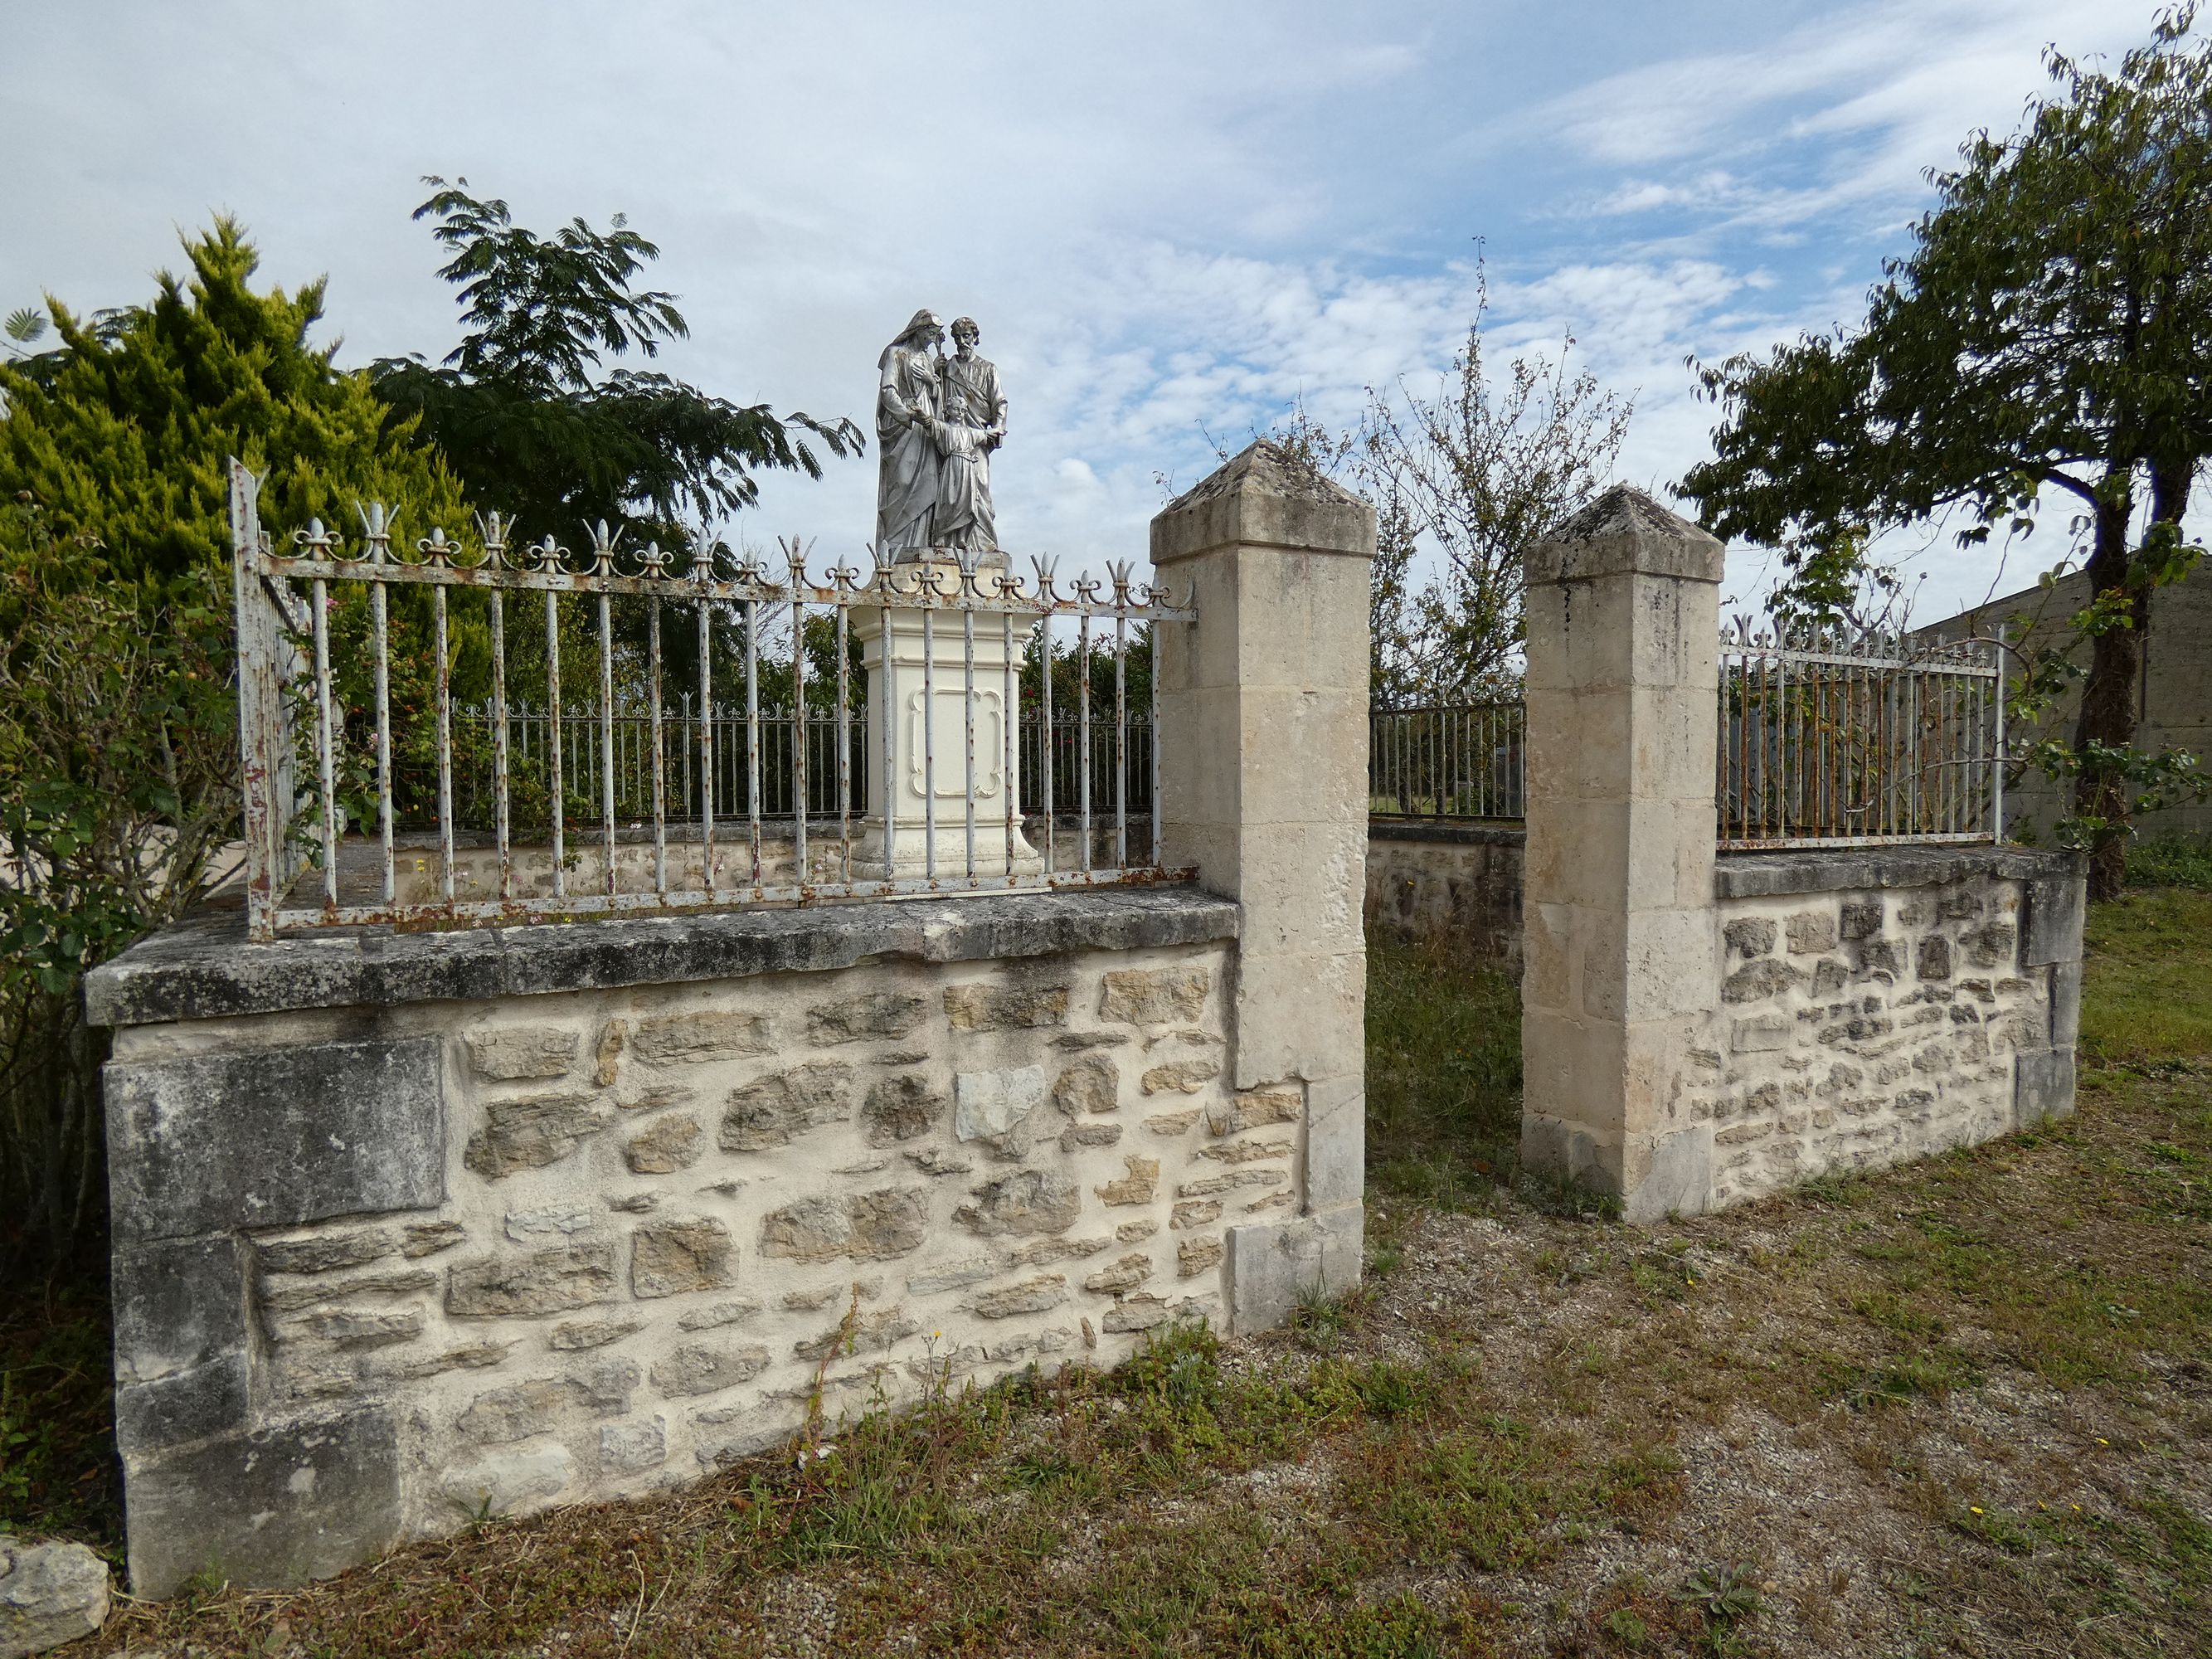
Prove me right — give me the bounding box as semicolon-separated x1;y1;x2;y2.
2070;484;2143;901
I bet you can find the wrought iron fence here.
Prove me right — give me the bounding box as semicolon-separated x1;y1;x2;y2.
446;703;1151;830
1717;619;2003;849
226;459;1193;940
1369;701;1527;820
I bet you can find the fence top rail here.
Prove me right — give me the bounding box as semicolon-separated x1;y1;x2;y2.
246;501;1195;622
1372;699;1527;718
1719;615;2000;676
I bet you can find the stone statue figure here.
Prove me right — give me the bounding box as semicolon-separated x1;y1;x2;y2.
874;309;1008;558
933;317;1006;556
875;309;947;557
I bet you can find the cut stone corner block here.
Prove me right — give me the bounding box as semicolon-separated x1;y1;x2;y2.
2014;1046;2078;1128
1222;1204;1362;1335
1519;1115;1717;1225
123;1404;402;1599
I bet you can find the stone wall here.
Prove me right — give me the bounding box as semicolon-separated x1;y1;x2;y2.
1364;821;1524;965
90;889;1334;1594
1674;849;2083;1210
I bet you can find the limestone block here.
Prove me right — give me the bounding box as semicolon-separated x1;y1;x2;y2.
0;1536;109;1657
1096;1155;1159;1207
465;1092;614;1180
260;1266;436;1316
1201;1086;1295;1138
1723;917;1775;958
1785;911;1838;955
258;1228;397;1277
1303;1074;1364;1214
402;1220;468;1258
945;982;1070;1031
1840;901;1885;941
1101;1295;1171;1334
105;1037;444;1243
503;1201;598;1242
1051;1054;1120;1116
631;1010;773;1064
973;1275;1068;1318
112;1354;249;1460
465;1024;578;1082
600;1417;668;1475
445;1243;618;1318
112;1234;246;1392
806;992;928;1045
1010;1233;1112;1265
719;1063;854;1151
907;1257;999;1295
1178;1237;1225;1278
630;1219;735;1300
1916;935;1952;981
550;1317;642;1351
1142;1109;1202;1136
650;1343;771;1398
864;1074;945;1144
1171;1198;1222;1229
1731;1014;1794;1053
1061;1122;1124;1150
676;1299;761;1331
1223;1205;1361;1335
1098;965;1210;1026
1082;1254;1151;1295
759;1189;928;1262
122;1404;401;1598
1232;948;1364;1090
954;1065;1048;1142
593;1018;629;1086
1140;1058;1219;1095
625;1112;703;1174
2015;1047;2077;1126
954;1170;1081;1237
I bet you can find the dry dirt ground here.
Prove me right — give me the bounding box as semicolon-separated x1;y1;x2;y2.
78;1063;2211;1659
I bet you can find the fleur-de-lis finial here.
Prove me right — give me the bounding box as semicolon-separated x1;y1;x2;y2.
417;526;460;567
1106;557;1135;605
586;519;620;577
638;539;672;578
353;501;393;563
474;511;512;570
293;517;340;559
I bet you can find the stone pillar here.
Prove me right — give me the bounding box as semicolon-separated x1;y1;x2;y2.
1519;485;1726;1222
1150;440;1375;1331
853;559;1040;878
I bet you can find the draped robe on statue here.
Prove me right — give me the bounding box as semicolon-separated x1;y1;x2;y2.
935;353;1007;556
875;340;943;556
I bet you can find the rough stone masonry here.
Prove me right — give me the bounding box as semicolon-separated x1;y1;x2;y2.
86;439;1379;1598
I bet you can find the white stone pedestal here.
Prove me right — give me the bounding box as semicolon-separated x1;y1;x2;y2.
853;568;1042;880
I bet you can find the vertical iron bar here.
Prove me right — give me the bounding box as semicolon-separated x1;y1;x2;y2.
599;591;616;897
1040;615;1055;873
837;601;853;880
1150;621;1162;868
372;579;393;905
1003;609;1017;878
312;576;337;909
1991;627;2006;842
649;600;666;893
435;586;454;906
793;592;809;884
881;595;896;881
1077;612;1091;873
963;598;976;881
490;591;510;902
922;603;937;881
745;598;761;886
1113;609;1127;868
545;591;565;898
698;600;715;895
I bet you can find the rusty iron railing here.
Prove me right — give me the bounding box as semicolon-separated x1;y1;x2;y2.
1369;700;1527;821
1717;618;2004;850
226;459;1194;940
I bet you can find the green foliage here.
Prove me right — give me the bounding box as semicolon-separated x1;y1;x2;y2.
0;222;473;1273
2126;832;2212;889
1680;12;2212;893
373;178;863;552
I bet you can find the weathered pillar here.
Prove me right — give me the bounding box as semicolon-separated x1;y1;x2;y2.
1151;440;1375;1330
1519;486;1726;1221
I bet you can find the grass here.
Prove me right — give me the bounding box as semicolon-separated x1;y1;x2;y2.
22;885;2212;1657
2125;832;2212;893
2080;886;2212;1064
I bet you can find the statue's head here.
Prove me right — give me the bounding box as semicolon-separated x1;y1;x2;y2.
950;317;980;351
898;309;945;351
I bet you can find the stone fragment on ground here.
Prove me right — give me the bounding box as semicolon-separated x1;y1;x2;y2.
0;1535;109;1657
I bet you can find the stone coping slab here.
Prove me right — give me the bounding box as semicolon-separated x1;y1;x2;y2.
86;887;1238;1030
1368;820;1526;849
1714;844;2084;899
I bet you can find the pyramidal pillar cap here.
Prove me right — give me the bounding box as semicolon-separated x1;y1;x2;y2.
1527;484;1724;586
1150;440;1377;565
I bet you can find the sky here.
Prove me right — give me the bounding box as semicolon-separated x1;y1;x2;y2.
0;0;2171;621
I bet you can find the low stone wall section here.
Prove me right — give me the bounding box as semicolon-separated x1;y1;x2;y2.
87;888;1313;1596
1364;820;1524;965
1670;847;2083;1211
